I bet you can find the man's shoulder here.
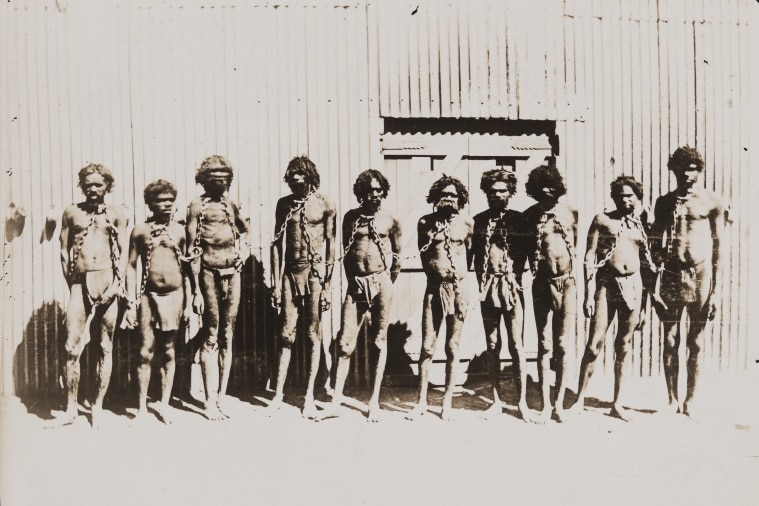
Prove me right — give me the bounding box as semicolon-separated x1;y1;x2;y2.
418;212;435;226
699;188;725;209
472;210;489;224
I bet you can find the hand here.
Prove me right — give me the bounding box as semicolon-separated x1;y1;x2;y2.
319;290;331;313
270;287;281;310
123;305;138;329
99;284;119;306
707;294;718;321
192;293;204;315
651;292;668;315
636;309;647;331
182;305;193;326
583;297;594;319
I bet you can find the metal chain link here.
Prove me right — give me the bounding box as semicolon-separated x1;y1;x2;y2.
480;210;521;293
135;218;185;305
532;210;575;278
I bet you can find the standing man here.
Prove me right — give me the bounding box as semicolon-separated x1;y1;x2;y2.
268;155;336;419
407;175;473;421
524;164;578;423
318;170;401;422
58;163;129;428
186;155;249;420
650;146;725;418
472;169;533;421
571;176;654;421
124;180;192;424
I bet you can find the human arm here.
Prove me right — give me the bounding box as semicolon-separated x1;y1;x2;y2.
59;207;72;286
320;201;337;312
123;228;141;328
583;216;600;319
389;216;402;283
269;199;287;310
186;201;204;315
708;198;726;320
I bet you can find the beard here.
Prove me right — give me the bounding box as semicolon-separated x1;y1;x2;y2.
360;197;382;213
436;200;459;215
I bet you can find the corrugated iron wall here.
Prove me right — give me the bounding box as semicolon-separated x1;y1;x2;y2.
1;0;754;398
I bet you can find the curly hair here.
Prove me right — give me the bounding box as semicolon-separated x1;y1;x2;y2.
480;169;517;195
610;176;643;201
195;155;234;185
525;165;566;201
143;179;178;205
77;164;115;192
284;155;320;189
427;175;469;208
667;146;704;173
353;169;390;200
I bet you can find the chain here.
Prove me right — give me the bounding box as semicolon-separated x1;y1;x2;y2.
271;189;318;246
135;218;185;305
441;218;462;301
188;197;242;271
479;210;521;293
365;215;390;271
532;210;575;277
299;199;325;289
585;213;657;275
666;195;690;257
68;204;101;275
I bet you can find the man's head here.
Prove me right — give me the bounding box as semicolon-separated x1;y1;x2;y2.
353;169;390;212
668;146;704;192
284;155;320;197
525;165;566;205
610;176;643;215
480;169;517;212
427;175;468;215
196;155;234;197
77;164;115;203
144;179;178;218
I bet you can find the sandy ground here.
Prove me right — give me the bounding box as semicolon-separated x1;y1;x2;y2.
1;368;758;506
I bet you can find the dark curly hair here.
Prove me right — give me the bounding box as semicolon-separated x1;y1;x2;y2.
480;169;517;195
284;155;320;189
427;175;469;208
353;169;390;200
143;179;178;205
610;176;643;201
77;164;115;192
525;165;566;201
667;146;704;173
195;155;234;185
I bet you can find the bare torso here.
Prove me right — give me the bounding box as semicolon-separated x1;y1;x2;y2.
525;203;577;276
592;211;647;275
189;197;243;269
277;194;334;267
472;209;527;282
418;212;473;282
655;190;722;266
64;204;122;274
134;222;186;292
342;208;399;277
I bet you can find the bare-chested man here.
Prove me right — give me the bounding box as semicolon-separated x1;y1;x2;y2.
649;146;725;418
523;164;578;423
317;170;401;422
58;164;128;428
472;169;534;421
407;175;473;421
124;180;191;424
570;176;654;421
268;156;336;419
186;156;249;420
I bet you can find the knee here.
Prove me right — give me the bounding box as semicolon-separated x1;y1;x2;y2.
279;329;296;348
337;333;356;358
421;339;436;360
664;335;678;352
99;340;113;356
202;331;219;352
306;326;321;346
614;339;631;360
139;346;154;364
583;342;603;362
444;340;459;359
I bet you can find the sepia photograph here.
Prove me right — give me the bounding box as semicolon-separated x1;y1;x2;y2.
1;0;757;504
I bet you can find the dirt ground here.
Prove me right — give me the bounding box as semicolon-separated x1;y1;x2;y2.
2;368;758;506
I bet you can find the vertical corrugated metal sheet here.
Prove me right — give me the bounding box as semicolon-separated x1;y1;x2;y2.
0;0;753;398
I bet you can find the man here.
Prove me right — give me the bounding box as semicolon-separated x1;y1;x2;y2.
650;146;725;418
124;180;192;424
407;175;473;421
523;164;577;423
571;176;654;421
472;169;533;421
318;170;401;422
58;164;129;428
186;156;249;420
268;155;336;419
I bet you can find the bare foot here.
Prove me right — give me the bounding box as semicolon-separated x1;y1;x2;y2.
609;404;632;422
480;400;503;420
367;402;383;422
405;404;427;421
302;399;318;420
216;399;230;420
265;395;284;417
440;403;456;421
203;403;226;421
535;407;553;425
316;402;343;421
661;401;681;415
154;405;174;425
682;402;699;420
554;407;570;423
131;409;152;427
46;409;80;428
90;406;104;430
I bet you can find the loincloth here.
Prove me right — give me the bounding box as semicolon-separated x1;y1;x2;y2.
72;269;116;306
597;267;642;311
202;262;239;300
285;261;322;306
533;271;573;312
347;270;390;307
660;260;711;305
427;278;467;319
479;272;520;311
142;288;184;331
